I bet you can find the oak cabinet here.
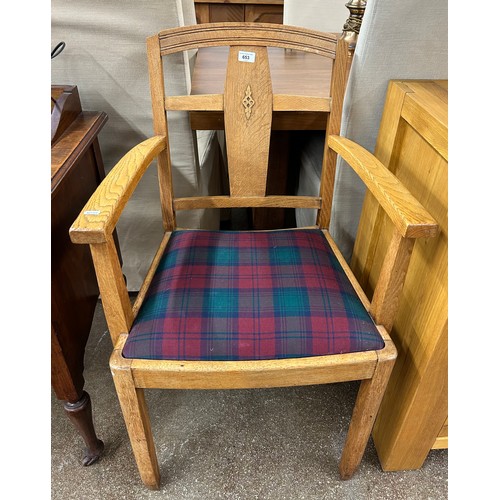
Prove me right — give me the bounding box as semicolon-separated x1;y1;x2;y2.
351;80;448;470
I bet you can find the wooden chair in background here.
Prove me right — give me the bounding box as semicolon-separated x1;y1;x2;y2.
70;23;439;489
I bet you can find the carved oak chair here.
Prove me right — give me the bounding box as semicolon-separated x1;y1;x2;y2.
70;23;439;489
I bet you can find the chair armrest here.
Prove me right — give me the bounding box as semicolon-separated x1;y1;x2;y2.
328;135;439;239
70;135;167;244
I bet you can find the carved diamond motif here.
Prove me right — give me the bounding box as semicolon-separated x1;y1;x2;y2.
242;85;255;119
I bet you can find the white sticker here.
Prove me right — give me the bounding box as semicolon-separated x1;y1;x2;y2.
238;51;256;63
84;210;101;215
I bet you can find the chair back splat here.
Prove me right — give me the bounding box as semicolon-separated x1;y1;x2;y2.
224;45;272;197
69;22;439;490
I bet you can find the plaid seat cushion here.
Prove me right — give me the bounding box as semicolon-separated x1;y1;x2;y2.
123;229;384;361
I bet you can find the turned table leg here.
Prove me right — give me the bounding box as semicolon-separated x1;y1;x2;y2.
64;391;104;466
51;109;117;467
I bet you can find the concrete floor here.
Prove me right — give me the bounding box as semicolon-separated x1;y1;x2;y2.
51;300;448;499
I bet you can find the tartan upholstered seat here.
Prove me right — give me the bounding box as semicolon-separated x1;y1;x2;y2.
123;229;384;361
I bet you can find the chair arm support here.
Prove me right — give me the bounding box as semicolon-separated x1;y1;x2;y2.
69;136;167;244
328;135;439;239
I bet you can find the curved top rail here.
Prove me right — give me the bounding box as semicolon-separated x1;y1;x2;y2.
156;22;338;59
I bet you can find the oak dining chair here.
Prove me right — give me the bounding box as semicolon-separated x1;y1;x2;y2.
70;23;439;489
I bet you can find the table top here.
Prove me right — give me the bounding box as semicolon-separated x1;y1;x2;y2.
190;47;333;130
51;111;107;193
191;46;333;97
51;85;108;192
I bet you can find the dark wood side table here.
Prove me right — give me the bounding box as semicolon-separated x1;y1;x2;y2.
51;85;110;465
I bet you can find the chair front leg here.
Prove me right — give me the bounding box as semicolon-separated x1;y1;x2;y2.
339;343;396;479
110;340;160;489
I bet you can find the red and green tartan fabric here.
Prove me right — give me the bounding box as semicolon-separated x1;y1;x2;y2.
123;229;384;361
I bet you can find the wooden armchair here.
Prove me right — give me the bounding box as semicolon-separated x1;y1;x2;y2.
70;23;439;489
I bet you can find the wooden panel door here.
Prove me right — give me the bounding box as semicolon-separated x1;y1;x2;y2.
195;1;284;24
210;4;245;22
245;4;283;23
